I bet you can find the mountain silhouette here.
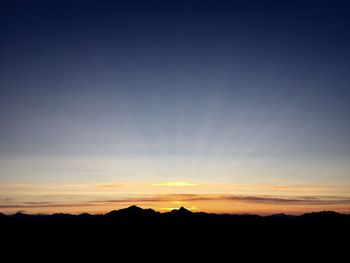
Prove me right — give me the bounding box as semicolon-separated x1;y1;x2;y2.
1;206;349;229
105;205;159;218
2;206;349;254
168;206;193;216
2;206;349;223
12;211;32;219
0;212;7;222
266;213;295;219
49;213;77;219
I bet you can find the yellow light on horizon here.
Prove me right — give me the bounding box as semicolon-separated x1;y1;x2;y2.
159;206;198;212
152;182;198;187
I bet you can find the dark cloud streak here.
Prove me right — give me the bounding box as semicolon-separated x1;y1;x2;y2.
2;194;350;210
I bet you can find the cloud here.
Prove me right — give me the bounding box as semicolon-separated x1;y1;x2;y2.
90;194;350;206
152;182;198;187
215;195;350;205
97;183;123;188
0;197;13;202
1;194;350;210
0;202;95;209
91;197;165;203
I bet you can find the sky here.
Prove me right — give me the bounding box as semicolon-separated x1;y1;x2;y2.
1;0;350;215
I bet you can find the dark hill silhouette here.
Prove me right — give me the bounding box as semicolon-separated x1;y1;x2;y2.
168;206;193;216
105;205;158;217
0;212;7;223
0;206;346;219
49;213;77;219
104;205;160;224
2;206;349;256
297;211;350;224
0;212;7;218
2;206;349;227
266;213;295;219
12;211;32;219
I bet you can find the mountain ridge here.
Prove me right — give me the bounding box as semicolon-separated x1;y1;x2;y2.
1;205;349;220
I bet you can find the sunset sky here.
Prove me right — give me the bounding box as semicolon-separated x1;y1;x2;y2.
1;0;350;215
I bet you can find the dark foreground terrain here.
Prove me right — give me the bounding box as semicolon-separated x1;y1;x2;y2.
1;206;349;257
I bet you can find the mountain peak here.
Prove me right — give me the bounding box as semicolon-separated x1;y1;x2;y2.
105;205;157;218
179;206;190;212
13;211;27;216
125;205;143;211
268;213;295;219
171;206;192;215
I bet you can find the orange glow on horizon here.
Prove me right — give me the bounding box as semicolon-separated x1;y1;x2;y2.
152;182;198;187
1;181;350;215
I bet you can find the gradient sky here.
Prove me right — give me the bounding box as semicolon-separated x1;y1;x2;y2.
1;0;350;214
